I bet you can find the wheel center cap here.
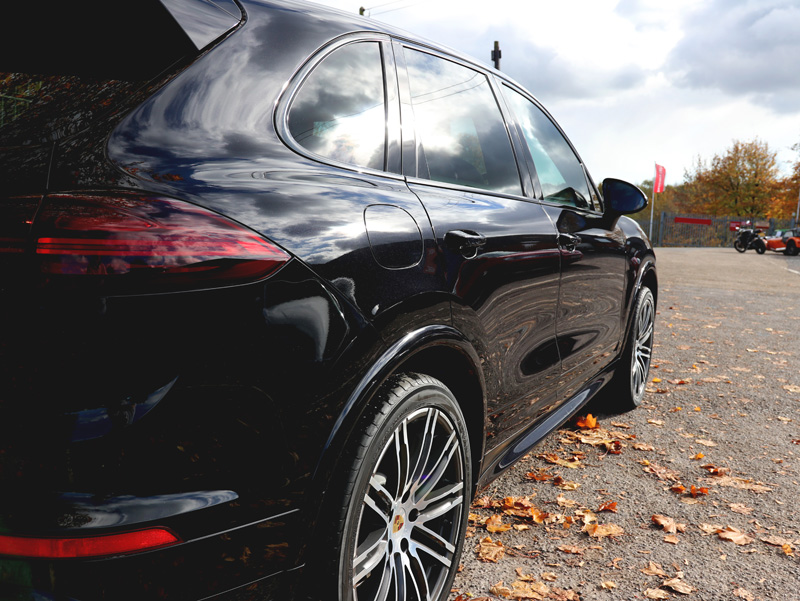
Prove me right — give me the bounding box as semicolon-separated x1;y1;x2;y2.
392;514;405;533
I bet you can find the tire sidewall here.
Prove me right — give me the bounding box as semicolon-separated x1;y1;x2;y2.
338;377;472;601
627;286;655;408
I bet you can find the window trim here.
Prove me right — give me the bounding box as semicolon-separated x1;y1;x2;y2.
275;33;404;180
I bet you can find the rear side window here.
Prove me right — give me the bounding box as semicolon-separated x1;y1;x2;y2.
288;42;386;171
403;48;521;196
502;86;594;209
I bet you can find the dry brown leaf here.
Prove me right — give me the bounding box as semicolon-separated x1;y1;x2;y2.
477;537;505;562
485;514;512;533
641;561;667;577
538;453;583;469
542;572;557;582
733;587;755;601
576;413;598;429
695;438;717;447
600;581;616;590
718;526;754;546
633;442;655;451
557;545;584;554
490;581;513;598
598;500;618;513
525;469;554;482
704;475;772;493
760;535;794;547
553;478;580;491
644;588;671;599
783;384;800;394
647;419;665;426
583;523;624;538
547;588;581;601
729;503;753;514
663;577;696;595
664;534;680;544
698;523;723;535
643;463;682;482
652;514;686;534
512;580;549;599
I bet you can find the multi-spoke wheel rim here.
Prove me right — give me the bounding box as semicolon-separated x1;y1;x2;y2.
631;292;654;401
350;406;465;601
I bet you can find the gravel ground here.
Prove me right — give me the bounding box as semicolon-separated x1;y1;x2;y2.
451;247;800;601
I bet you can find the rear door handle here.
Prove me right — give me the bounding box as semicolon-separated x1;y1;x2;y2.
445;230;486;257
558;233;581;252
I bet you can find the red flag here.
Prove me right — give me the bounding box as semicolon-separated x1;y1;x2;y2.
654;164;666;194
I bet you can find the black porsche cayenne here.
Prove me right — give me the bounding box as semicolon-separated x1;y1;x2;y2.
0;1;657;599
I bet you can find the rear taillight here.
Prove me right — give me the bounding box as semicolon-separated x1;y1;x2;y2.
0;527;181;558
31;193;289;293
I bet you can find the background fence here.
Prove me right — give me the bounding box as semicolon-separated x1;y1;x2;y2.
638;213;797;247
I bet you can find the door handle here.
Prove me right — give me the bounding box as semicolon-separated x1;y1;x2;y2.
558;233;581;252
445;230;486;258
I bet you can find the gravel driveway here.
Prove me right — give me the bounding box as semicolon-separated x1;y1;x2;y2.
451;247;800;601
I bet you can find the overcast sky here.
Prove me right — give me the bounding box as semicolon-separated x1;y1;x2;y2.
311;0;800;188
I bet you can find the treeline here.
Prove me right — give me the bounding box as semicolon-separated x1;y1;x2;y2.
633;138;800;220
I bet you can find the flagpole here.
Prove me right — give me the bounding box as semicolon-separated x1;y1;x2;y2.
649;162;656;240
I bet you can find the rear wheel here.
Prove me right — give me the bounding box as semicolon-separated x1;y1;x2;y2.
755;241;766;254
334;374;472;601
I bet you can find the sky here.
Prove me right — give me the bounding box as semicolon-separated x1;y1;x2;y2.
310;0;800;187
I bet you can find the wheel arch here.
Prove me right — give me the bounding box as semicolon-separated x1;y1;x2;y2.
312;324;487;513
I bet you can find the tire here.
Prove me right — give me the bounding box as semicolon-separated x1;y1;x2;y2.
734;240;746;252
755;241;766;254
606;286;655;412
786;241;798;256
332;373;472;601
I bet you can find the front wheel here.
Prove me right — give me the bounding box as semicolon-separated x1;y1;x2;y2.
605;285;655;413
786;241;798;256
336;374;472;601
734;240;746;252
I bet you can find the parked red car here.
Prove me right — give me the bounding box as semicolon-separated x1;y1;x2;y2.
764;229;800;255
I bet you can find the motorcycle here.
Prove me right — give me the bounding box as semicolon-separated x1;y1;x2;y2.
733;227;766;254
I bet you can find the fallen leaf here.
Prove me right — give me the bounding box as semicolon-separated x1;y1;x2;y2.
598;500;618;513
641;561;667;577
783;384;800;394
729;503;753;514
633;442;655;451
576;413;598;429
698;523;723;535
525;469;554;482
691;452;705;460
556;494;578;508
600;581;616;590
647;419;665;426
541;572;557;582
664;534;680;544
583;523;624;538
477;537;505;562
485;514;512;533
695;439;717;447
553;477;580;491
652;514;686;534
760;535;795;547
663;577;696;595
733;587;755;601
690;485;709;498
718;526;754;546
643;463;682;482
490;581;513;598
704;475;772;493
538;453;583;469
644;588;671;599
557;545;584;554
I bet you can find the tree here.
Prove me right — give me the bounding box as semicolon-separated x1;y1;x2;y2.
767;141;800;220
681;138;781;217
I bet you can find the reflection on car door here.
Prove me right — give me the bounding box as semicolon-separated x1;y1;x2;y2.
501;85;627;402
394;43;562;457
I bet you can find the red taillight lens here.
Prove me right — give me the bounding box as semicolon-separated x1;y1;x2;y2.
33;193;289;293
0;528;181;558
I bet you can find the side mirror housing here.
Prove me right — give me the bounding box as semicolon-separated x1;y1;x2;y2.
602;178;648;216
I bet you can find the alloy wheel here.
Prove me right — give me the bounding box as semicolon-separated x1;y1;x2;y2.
349;406;466;601
631;290;655;401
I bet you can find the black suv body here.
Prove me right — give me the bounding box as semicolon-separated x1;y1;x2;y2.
0;1;656;600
